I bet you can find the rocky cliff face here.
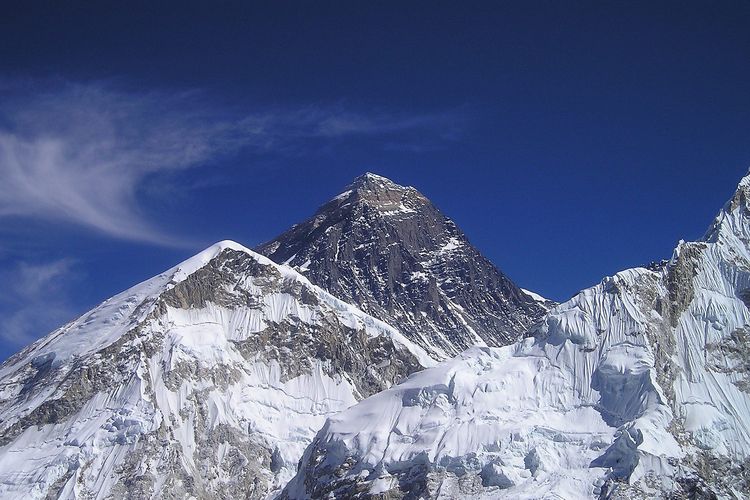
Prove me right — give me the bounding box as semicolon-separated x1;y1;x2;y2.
283;174;750;499
0;241;431;499
258;173;549;360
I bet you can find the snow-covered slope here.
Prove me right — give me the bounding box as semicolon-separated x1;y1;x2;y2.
0;241;431;499
284;174;750;499
258;173;549;360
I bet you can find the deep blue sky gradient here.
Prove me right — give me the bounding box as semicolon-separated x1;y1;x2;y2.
1;1;749;359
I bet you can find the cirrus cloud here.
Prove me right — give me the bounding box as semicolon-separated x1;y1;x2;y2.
0;79;463;246
0;258;77;347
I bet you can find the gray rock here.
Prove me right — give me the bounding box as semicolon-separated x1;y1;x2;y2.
258;172;549;359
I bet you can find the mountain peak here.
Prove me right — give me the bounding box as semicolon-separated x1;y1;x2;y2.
0;228;431;499
349;171;410;190
703;169;750;244
336;171;409;198
330;172;426;216
257;174;547;359
283;171;750;500
722;169;750;212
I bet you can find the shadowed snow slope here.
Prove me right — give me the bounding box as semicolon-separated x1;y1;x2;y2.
283;174;750;499
0;241;431;499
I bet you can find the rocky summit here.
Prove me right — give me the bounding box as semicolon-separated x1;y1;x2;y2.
283;174;750;499
258;173;550;360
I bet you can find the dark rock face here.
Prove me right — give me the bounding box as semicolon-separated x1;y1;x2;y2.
257;173;548;358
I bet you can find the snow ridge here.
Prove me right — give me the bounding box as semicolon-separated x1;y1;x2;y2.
0;241;430;499
284;173;750;499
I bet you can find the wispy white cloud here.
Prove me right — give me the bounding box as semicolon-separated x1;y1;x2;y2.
0;79;460;245
0;259;77;347
265;106;461;138
0;81;257;245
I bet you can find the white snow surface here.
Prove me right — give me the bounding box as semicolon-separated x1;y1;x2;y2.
0;241;431;375
0;240;432;499
520;288;553;310
520;288;547;303
285;173;750;499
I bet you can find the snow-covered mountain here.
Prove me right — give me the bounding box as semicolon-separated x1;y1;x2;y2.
0;241;432;499
283;174;750;499
258;173;549;360
4;171;750;500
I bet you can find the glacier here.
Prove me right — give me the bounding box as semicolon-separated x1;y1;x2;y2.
284;174;750;499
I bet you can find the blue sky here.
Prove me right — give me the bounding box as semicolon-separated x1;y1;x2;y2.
0;2;749;359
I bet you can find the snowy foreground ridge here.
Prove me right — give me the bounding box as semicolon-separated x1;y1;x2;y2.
283;174;750;499
1;173;750;499
0;241;431;498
